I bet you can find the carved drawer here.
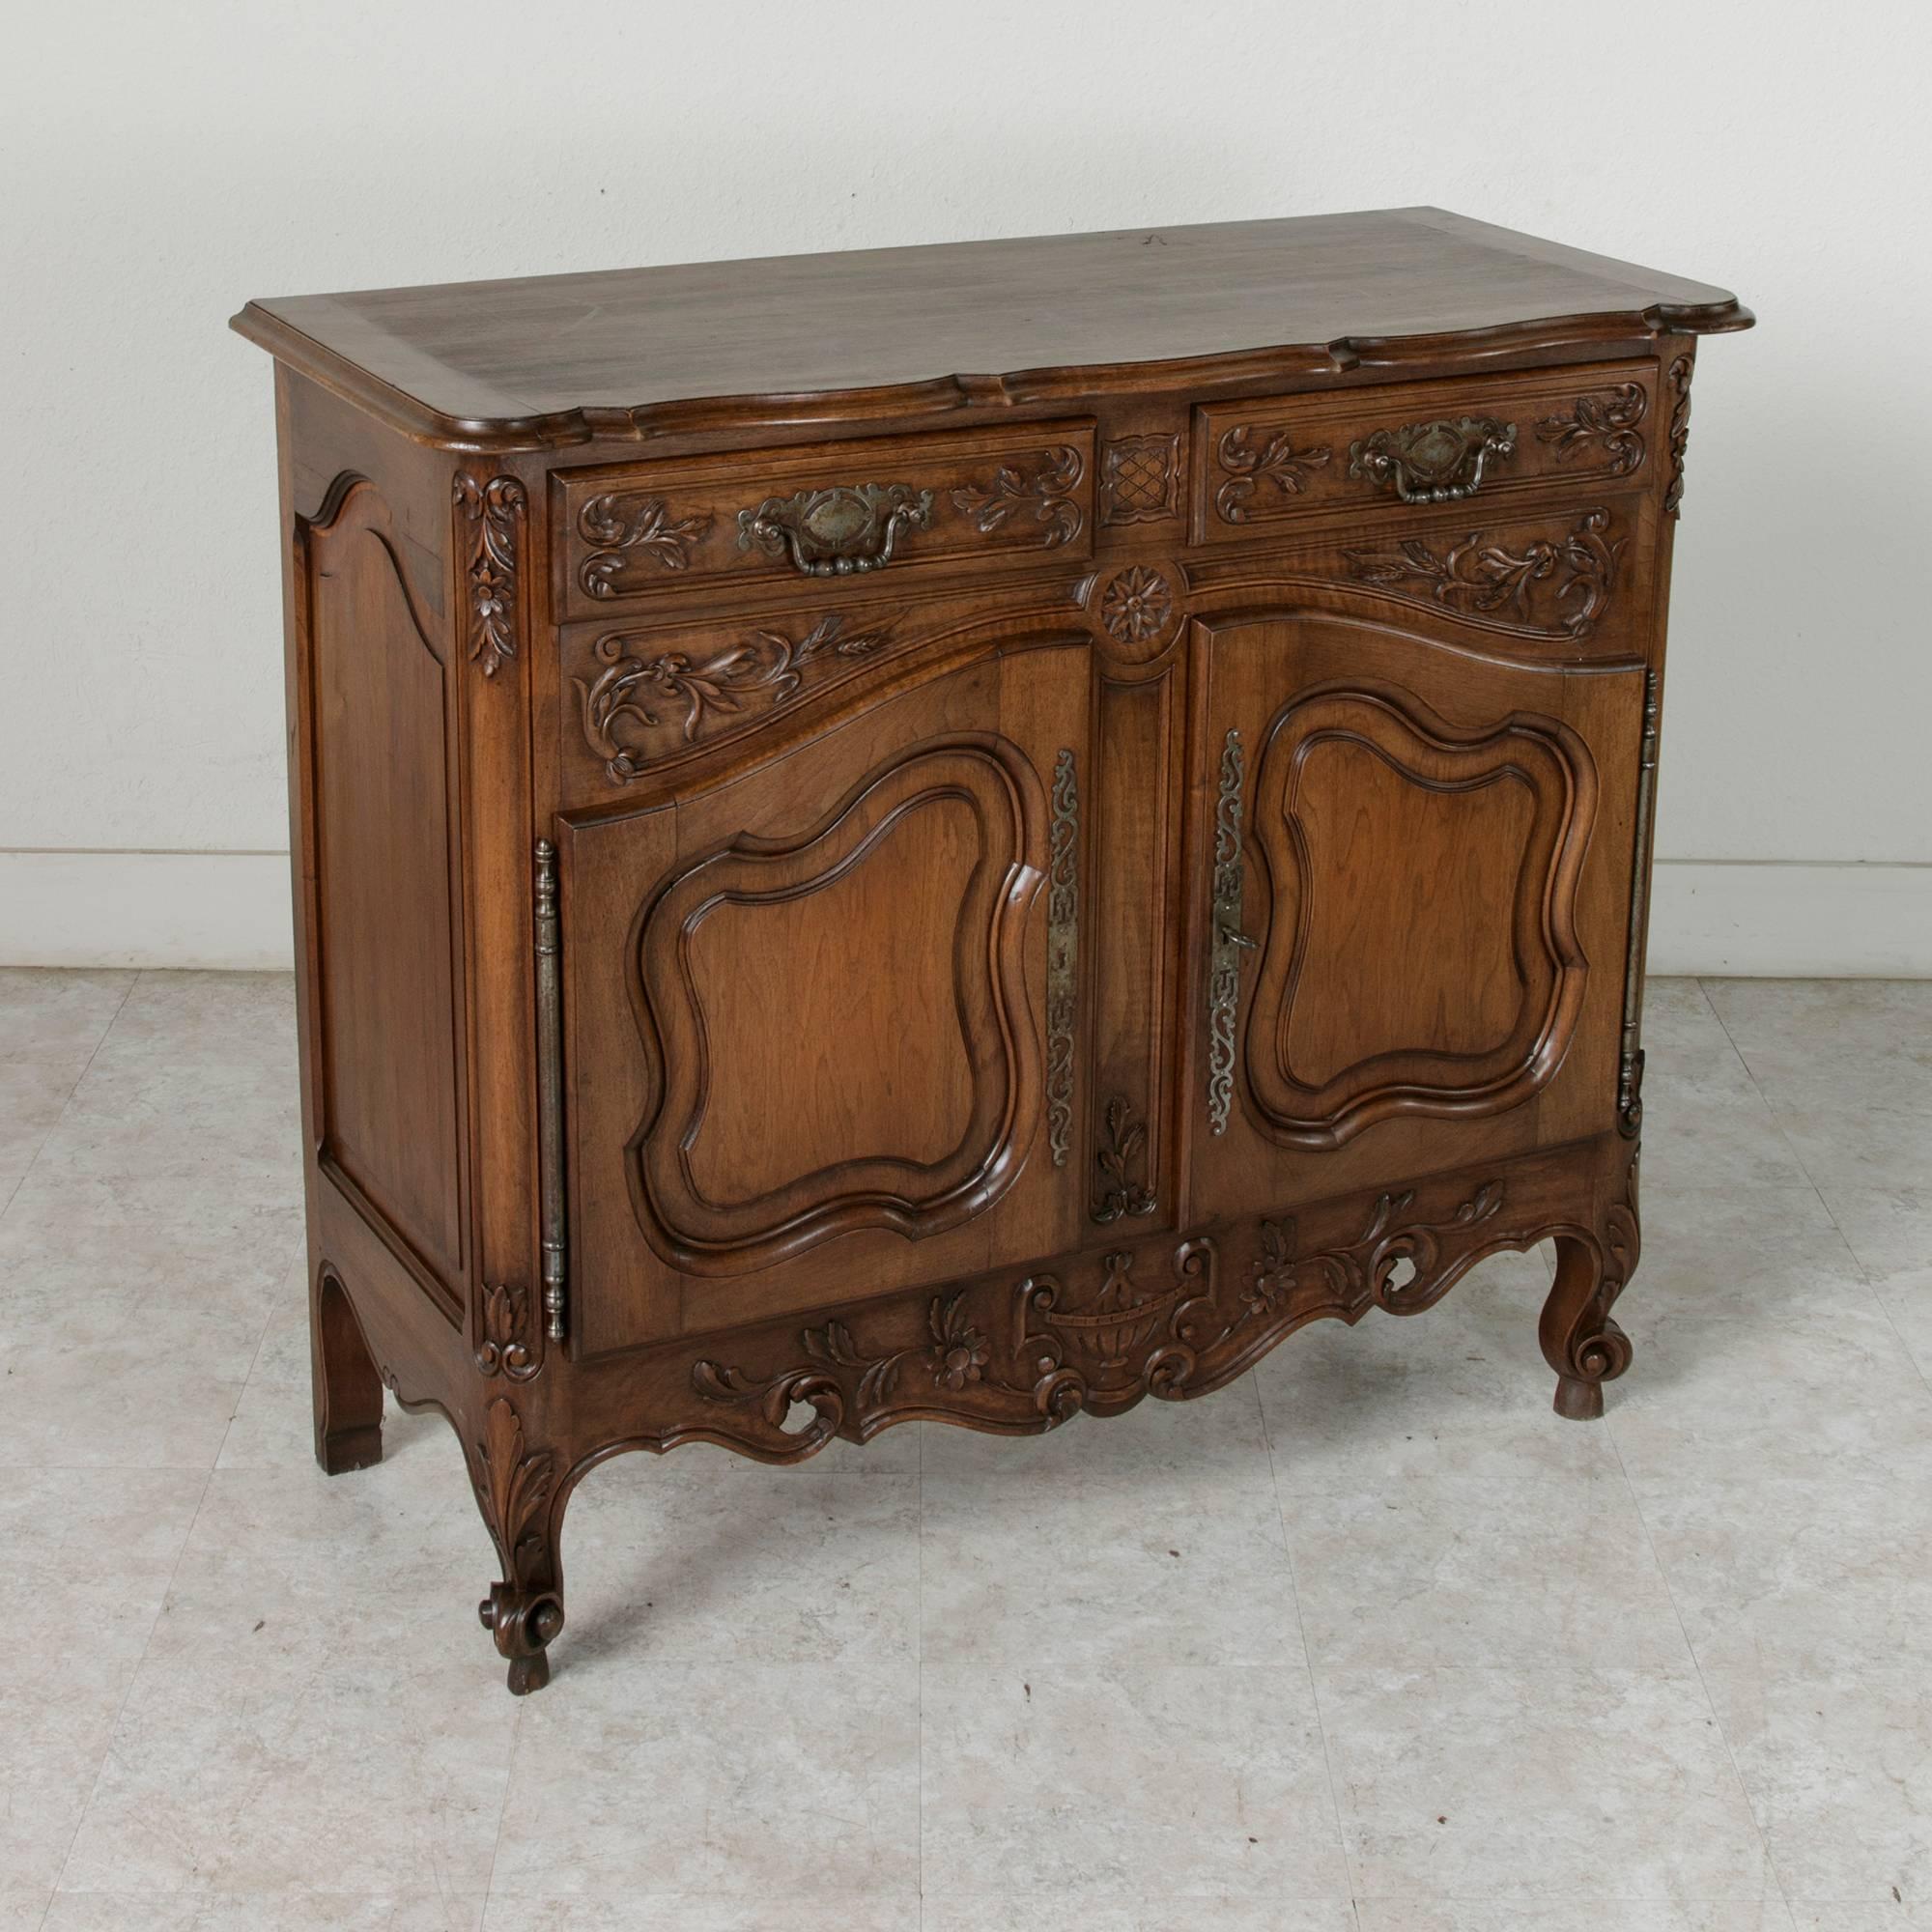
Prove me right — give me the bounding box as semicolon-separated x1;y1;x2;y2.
558;573;1092;799
1191;360;1661;543
554;420;1097;621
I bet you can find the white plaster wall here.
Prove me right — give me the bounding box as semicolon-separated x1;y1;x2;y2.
3;0;1928;970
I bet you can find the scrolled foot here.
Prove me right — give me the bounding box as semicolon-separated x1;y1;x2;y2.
1553;1367;1605;1421
479;1581;565;1696
506;1650;551;1696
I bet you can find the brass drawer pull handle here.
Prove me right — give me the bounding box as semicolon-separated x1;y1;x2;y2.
1349;415;1517;504
1206;728;1248;1137
736;483;935;577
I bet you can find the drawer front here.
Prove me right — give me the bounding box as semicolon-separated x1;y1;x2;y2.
558;572;1094;800
555;420;1096;620
1191;361;1659;543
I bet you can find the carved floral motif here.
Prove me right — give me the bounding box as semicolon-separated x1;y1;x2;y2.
453;473;526;677
1214;424;1332;523
575;611;896;782
952;445;1085;548
1535;384;1647;474
1098;566;1173;644
1343;507;1625;638
577;493;713;598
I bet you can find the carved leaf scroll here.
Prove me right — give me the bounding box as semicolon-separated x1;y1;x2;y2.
1214;424;1332;523
576;611;896;783
1092;1094;1155;1224
1535;383;1647;474
1343;507;1625;639
577;493;714;599
952;445;1085;548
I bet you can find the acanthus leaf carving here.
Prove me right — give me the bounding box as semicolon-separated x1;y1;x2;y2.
1535;383;1648;474
472;1398;554;1591
575;610;897;783
453;472;526;677
1342;507;1625;639
474;1282;539;1381
952;445;1085;548
471;1397;564;1692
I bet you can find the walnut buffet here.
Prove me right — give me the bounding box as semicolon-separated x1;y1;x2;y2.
233;208;1751;1692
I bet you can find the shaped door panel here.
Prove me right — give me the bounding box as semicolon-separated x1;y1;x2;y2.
1245;687;1594;1139
639;741;1033;1260
1189;611;1643;1222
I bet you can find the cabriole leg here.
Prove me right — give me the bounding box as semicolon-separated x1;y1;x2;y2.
311;1264;384;1474
470;1395;567;1694
1539;1163;1641;1421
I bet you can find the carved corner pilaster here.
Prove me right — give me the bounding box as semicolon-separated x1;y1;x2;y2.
1663;355;1694;516
453;471;526;677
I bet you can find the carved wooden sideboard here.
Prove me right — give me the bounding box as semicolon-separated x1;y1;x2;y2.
233;208;1750;1692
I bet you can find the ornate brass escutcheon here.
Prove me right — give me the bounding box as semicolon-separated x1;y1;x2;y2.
736;482;934;577
1349;414;1518;504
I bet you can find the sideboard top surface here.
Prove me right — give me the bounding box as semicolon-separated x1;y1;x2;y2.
232;205;1750;449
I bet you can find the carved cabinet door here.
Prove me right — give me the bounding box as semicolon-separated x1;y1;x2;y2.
1187;610;1648;1224
558;642;1090;1358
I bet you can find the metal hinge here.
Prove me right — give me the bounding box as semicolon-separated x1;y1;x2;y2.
534;838;567;1342
1616;671;1662;1137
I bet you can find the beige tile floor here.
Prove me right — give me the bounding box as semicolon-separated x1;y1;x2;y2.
1;970;1929;1932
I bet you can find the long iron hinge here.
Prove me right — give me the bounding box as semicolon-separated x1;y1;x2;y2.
534;838;567;1342
1616;670;1662;1137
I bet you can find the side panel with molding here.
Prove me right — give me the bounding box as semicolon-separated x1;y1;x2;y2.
298;476;469;1313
